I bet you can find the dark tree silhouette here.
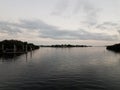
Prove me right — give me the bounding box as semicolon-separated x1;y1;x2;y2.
106;43;120;52
0;40;39;53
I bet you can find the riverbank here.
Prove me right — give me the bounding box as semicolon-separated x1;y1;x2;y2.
0;40;39;54
106;43;120;52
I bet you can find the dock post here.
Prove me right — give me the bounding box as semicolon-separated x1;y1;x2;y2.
22;45;24;52
30;46;32;51
14;44;16;53
2;44;4;52
25;44;28;53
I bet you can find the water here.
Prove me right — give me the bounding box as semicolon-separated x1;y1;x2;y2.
0;47;120;90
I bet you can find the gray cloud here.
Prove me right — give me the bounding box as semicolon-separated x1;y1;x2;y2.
51;0;70;15
96;22;119;30
102;22;118;26
18;19;58;30
76;0;99;26
0;21;21;35
0;19;118;41
118;30;120;34
18;19;116;40
96;21;120;33
52;0;99;26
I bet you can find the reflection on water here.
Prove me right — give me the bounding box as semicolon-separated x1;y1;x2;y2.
0;47;120;90
0;51;33;62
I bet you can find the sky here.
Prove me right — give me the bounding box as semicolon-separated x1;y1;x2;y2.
0;0;120;46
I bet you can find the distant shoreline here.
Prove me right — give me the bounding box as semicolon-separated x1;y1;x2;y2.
39;44;92;48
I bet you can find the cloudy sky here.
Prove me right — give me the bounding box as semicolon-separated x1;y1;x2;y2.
0;0;120;45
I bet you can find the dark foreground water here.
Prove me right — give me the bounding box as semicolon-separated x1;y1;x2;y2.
0;47;120;90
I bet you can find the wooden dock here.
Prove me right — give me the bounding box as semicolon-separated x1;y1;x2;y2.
0;44;31;54
2;52;25;54
0;40;39;55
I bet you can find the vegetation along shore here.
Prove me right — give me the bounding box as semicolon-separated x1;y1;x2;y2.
106;43;120;52
0;40;39;54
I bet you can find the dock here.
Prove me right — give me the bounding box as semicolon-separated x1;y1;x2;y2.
0;40;39;54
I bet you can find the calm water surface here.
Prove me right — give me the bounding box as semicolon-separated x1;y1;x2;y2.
0;47;120;90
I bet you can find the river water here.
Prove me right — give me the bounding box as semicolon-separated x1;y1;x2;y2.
0;47;120;90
